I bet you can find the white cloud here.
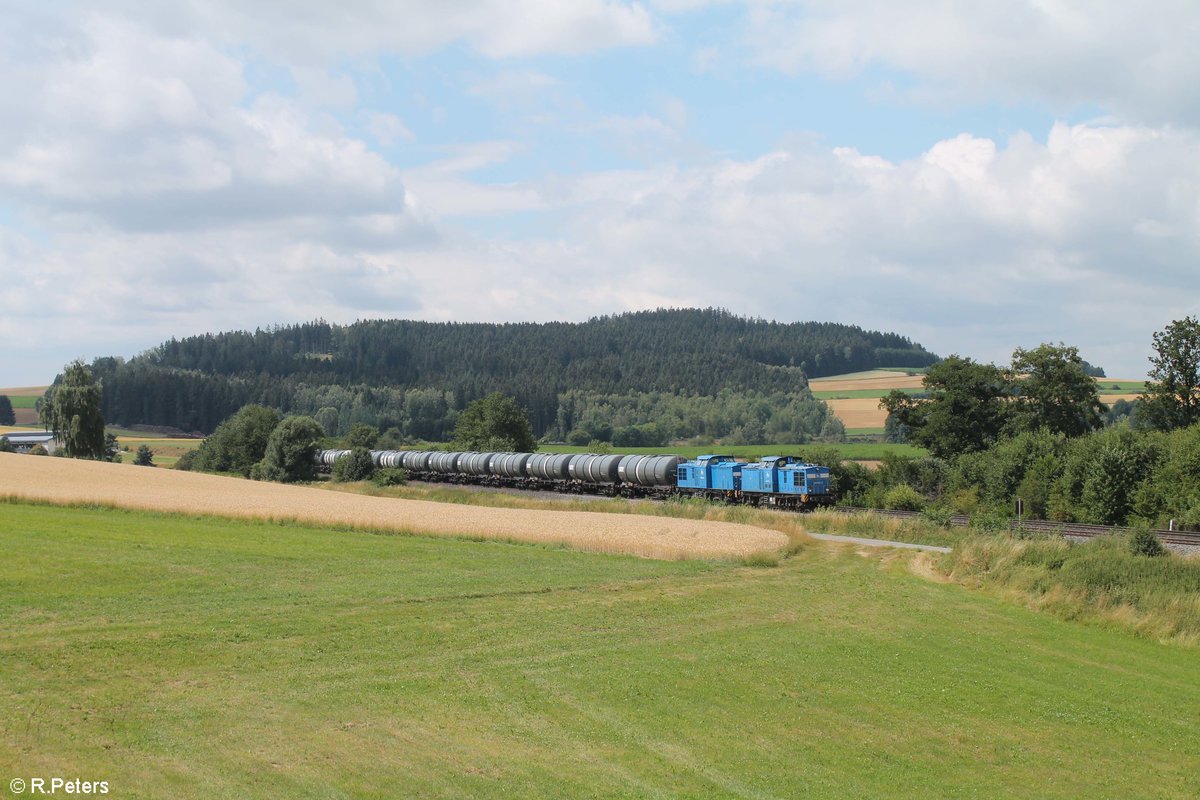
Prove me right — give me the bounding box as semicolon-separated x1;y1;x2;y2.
538;122;1200;376
105;0;658;63
366;112;417;146
739;0;1200;124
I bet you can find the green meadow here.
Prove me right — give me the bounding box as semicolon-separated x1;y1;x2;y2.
2;501;1197;798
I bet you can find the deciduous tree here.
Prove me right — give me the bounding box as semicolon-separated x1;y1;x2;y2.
41;360;106;459
1009;343;1105;437
453;392;537;452
252;415;324;483
880;356;1012;459
1141;316;1200;431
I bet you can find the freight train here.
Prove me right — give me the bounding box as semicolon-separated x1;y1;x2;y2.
316;449;835;510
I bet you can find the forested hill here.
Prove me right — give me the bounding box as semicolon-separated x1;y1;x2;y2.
89;309;938;439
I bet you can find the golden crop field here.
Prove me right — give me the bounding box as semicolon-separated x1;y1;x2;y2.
810;370;925;393
0;453;787;561
812;370;1144;431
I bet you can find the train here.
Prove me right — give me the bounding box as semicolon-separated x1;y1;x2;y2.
316;448;836;510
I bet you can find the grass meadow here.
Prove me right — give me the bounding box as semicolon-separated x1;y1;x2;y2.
2;501;1197;798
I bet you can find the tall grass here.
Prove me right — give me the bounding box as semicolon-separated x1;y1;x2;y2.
942;534;1200;645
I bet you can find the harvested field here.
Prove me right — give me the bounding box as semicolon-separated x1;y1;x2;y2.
13;408;38;425
1097;392;1142;403
810;371;925;393
0;385;48;396
0;453;786;560
825;397;889;429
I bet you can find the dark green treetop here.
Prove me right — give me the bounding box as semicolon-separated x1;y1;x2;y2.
454;392;537;452
1010;343;1106;437
881;355;1013;459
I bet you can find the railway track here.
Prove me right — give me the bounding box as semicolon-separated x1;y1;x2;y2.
834;506;1200;547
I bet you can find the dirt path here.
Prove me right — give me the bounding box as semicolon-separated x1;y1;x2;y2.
0;453;787;561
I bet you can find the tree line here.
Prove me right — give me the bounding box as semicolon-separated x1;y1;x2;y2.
864;318;1200;528
84;308;935;438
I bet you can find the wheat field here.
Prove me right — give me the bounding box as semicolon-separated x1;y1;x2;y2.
0;453;787;560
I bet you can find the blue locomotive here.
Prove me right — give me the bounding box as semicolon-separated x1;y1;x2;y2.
317;448;835;510
675;454;833;509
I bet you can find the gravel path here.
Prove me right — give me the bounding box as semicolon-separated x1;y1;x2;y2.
0;454;786;561
806;532;952;553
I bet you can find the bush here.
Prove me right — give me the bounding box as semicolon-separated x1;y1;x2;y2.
194;405;282;476
1129;528;1167;558
0;437;13;453
882;483;925;511
371;467;408;487
29;444;48;456
969;507;1011;533
332;447;376;482
253;415;324;483
175;449;198;471
343;424;380;450
921;505;954;528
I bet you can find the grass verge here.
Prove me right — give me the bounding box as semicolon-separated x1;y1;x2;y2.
940;533;1200;645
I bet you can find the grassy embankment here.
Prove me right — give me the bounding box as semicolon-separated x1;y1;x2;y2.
2;500;1197;798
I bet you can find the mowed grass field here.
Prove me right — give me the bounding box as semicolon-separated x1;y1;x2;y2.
3;501;1198;798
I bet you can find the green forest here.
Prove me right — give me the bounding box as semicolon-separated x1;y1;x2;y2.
86;308;938;441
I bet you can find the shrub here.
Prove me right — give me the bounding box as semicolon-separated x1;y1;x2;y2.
371;467;408;487
921;505;954;528
134;445;155;467
29;444;48;456
1129;528;1167;558
254;415;324;483
175;449;197;471
969;507;1011;533
332;447;376;482
194;405;282;476
0;437;14;453
882;483;925;511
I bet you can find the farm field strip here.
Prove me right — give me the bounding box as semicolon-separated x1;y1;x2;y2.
2;502;1196;798
0;453;785;560
0;385;48;396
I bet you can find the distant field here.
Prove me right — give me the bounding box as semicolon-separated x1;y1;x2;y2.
811;387;924;400
0;385;48;397
2;502;1196;798
813;370;1147;430
1098;380;1148;393
114;435;203;467
6;395;38;408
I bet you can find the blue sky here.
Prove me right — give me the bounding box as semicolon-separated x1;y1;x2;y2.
2;1;1199;385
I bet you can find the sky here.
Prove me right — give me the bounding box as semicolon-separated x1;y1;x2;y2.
2;1;1199;385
